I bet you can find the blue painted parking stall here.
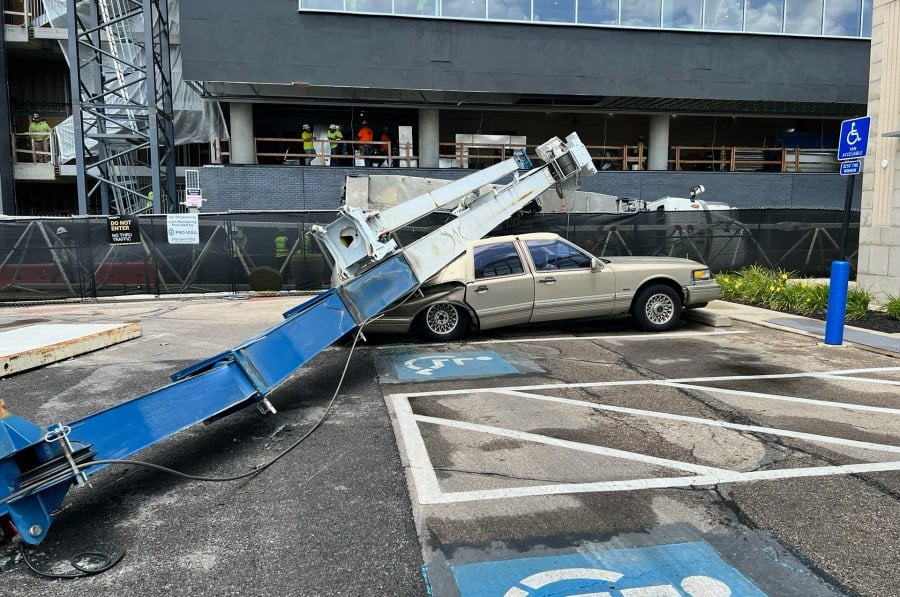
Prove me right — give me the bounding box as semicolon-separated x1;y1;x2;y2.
393;350;518;381
451;541;765;596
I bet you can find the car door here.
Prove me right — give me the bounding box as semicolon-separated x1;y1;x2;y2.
464;241;535;330
524;238;617;322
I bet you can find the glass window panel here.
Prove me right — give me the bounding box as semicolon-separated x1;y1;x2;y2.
621;0;661;26
489;0;531;20
535;0;575;22
704;0;743;31
396;0;441;15
525;239;592;270
744;0;784;32
343;0;392;11
474;243;524;279
785;0;823;34
300;0;345;9
824;0;861;35
862;0;871;35
577;0;618;24
442;0;488;18
663;0;702;28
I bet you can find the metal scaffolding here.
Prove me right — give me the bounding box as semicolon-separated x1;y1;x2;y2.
67;0;176;215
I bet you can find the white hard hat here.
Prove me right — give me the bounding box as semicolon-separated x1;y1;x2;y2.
302;124;311;130
56;226;68;235
329;123;336;129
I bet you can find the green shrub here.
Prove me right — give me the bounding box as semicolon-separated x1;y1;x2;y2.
769;282;807;313
884;295;900;320
800;283;830;315
845;287;872;320
716;268;880;320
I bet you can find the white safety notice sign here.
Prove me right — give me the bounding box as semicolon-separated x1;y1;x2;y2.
167;213;200;244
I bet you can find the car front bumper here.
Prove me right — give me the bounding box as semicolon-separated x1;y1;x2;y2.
685;281;722;306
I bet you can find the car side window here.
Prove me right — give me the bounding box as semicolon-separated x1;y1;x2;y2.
525;239;592;271
474;242;525;279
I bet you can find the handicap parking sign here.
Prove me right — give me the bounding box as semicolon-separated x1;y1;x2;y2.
837;116;870;161
393;350;517;380
452;541;765;596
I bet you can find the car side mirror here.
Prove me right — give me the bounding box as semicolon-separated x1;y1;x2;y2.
591;258;604;272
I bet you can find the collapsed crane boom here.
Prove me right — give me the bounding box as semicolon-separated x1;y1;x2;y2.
0;133;595;545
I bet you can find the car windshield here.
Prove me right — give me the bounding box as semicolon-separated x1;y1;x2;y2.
525;239;592;271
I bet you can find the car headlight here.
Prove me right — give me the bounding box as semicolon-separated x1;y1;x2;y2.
692;268;711;281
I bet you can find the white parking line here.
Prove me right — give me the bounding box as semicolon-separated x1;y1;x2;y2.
818;374;900;386
388;367;900;504
401;366;900;398
414;414;733;475
465;330;749;345
659;382;900;415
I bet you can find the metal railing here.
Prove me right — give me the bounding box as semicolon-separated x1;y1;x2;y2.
7;131;842;175
3;0;27;26
12;131;58;166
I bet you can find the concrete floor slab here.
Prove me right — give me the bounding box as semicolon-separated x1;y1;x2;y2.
0;322;142;377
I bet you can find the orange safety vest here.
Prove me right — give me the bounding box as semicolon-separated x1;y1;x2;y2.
357;126;373;143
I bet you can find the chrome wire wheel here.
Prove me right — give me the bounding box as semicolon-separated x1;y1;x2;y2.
643;292;676;325
425;303;460;336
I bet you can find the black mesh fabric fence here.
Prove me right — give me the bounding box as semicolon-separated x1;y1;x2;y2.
0;209;858;302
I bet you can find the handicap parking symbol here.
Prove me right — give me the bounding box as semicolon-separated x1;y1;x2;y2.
452;541;765;596
393;350;517;381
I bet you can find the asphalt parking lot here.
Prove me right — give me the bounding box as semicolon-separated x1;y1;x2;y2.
0;294;898;596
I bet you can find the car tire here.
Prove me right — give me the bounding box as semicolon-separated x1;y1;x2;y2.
632;284;682;332
417;303;469;341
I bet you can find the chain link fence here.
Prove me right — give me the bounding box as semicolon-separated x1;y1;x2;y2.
0;209;858;302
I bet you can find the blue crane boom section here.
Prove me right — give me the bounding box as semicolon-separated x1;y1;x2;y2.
0;133;596;545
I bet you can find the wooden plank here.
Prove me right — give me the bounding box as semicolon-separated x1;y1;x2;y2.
0;323;142;377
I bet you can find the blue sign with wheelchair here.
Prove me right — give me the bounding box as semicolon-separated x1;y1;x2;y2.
394;350;517;380
838;116;870;160
452;541;765;596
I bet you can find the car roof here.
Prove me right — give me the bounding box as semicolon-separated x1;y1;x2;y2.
471;232;560;247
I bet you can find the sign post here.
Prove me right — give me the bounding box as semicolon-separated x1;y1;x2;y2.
826;116;871;346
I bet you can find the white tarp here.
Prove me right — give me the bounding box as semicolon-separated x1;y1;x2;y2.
44;0;227;163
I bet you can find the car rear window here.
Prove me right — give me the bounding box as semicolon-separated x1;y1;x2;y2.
474;242;524;279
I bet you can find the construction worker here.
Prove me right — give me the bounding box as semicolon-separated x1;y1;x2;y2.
146;190;154;212
29;114;52;163
301;124;315;165
356;120;374;166
327;124;341;166
273;227;289;273
52;226;77;287
376;127;392;167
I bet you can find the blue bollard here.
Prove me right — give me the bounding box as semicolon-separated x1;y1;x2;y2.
824;260;851;345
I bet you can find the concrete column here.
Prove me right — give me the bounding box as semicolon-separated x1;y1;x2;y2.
857;0;900;299
648;114;670;171
418;108;440;168
229;102;256;165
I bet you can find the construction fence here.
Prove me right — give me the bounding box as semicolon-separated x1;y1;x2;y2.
0;209;859;302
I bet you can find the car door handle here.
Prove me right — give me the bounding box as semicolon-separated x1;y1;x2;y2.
474;285;489;293
538;277;556;284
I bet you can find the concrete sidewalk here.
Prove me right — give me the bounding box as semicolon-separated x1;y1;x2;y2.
700;300;900;357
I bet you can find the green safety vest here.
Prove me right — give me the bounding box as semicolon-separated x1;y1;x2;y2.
29;120;51;142
302;131;314;150
274;235;288;257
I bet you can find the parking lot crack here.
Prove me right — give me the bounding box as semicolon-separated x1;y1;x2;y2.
429;465;570;484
